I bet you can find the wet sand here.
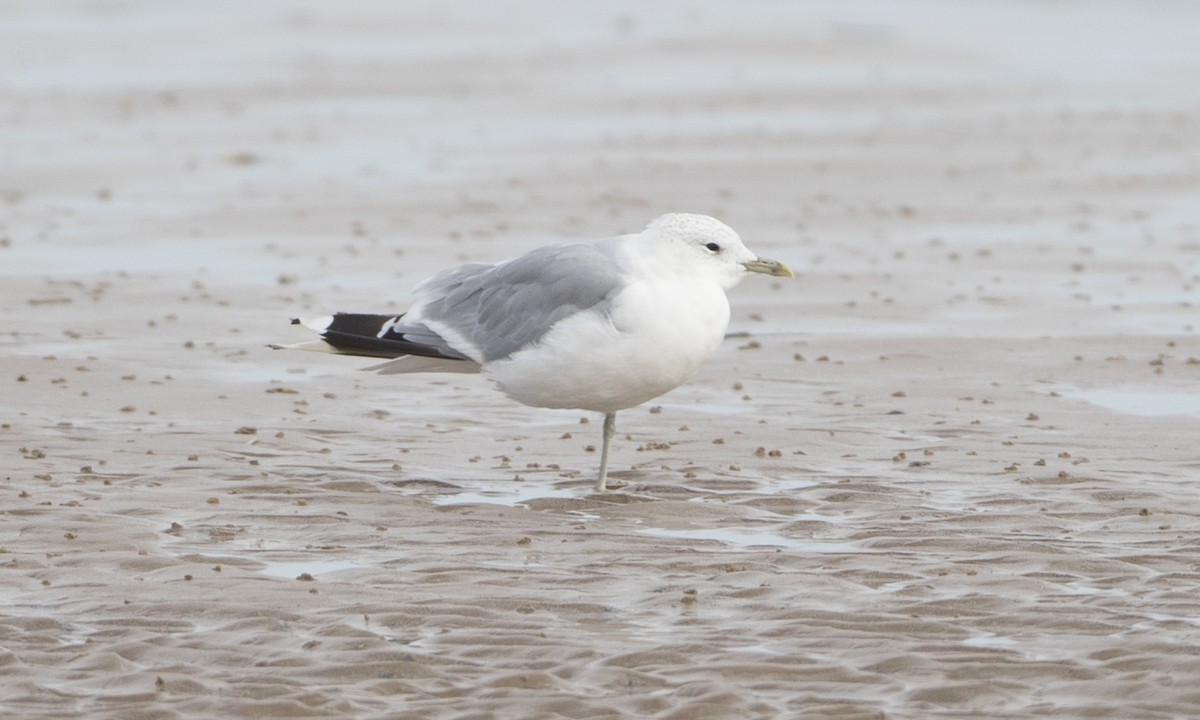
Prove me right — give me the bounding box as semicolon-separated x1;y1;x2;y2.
4;2;1200;718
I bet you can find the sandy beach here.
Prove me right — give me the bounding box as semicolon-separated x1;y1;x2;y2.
3;1;1200;718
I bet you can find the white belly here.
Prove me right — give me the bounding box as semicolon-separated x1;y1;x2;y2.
484;278;731;413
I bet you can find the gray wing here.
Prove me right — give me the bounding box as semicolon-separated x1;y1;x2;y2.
408;240;625;363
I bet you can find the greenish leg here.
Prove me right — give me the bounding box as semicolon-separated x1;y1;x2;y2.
595;411;617;492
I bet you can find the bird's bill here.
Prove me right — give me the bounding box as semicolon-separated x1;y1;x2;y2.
742;257;794;278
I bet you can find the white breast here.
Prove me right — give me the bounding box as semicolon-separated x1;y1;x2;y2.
484;277;731;414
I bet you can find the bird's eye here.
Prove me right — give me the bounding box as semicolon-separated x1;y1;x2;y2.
705;242;720;253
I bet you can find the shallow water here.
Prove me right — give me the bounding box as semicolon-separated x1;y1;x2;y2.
258;559;363;579
635;526;857;552
431;484;582;508
1068;388;1200;417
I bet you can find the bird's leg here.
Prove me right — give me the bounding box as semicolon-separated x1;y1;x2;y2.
595;411;617;492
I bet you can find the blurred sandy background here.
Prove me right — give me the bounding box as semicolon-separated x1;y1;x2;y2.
3;1;1200;718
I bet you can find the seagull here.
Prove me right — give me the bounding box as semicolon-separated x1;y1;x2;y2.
274;213;793;491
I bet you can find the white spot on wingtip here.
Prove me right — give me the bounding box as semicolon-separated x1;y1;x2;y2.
378;316;401;338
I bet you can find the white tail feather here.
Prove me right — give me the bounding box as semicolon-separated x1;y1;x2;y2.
267;340;342;354
363;355;481;375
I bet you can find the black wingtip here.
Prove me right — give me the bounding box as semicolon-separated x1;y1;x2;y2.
289;317;301;325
